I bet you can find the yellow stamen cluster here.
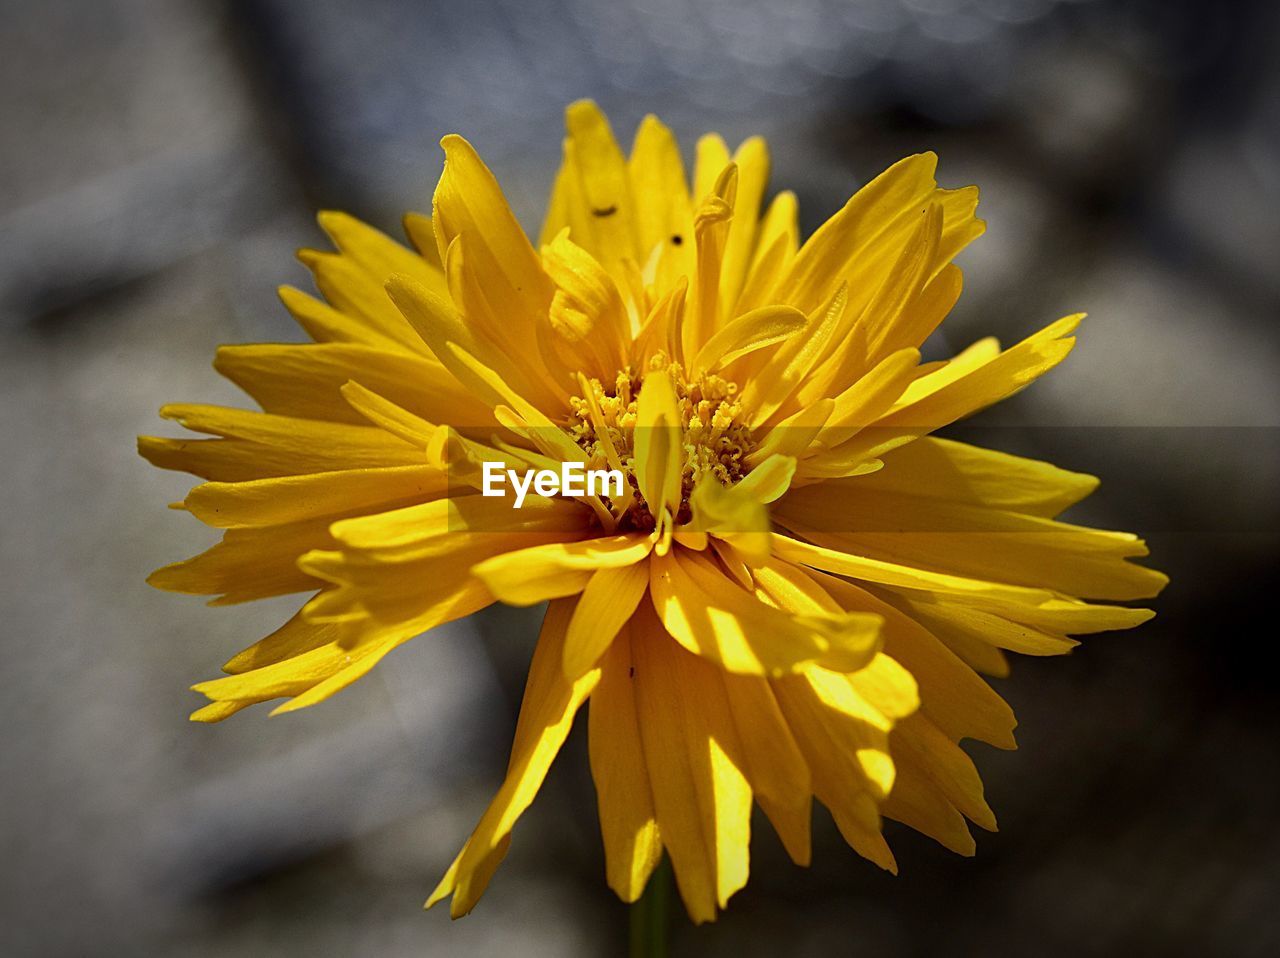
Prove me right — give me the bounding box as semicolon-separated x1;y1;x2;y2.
569;353;755;530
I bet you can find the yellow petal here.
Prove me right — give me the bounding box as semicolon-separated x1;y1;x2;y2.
139;435;351;483
627;114;695;290
648;550;881;676
693;133;731;203
774;152;938;313
866;262;963;368
339;381;437;448
387;271;572;422
734;191;798;314
587;626;664;901
687;473;771;565
690;304;807;375
775;151;982;323
221;609;342;675
847;315;1081;461
278;285;406;351
329;494;591;557
737;283;850;426
718;136;770;313
562;562;650;679
193;625;404;714
214;341;488;428
296;248;426;352
440;234;572;412
853;436;1100;517
894;594;1080;657
473;534;654;606
185;465;447;529
631;278;687;367
630;606;751;922
541;230;630;379
431;133;552;325
682;163;737;361
401;211;445;270
771;531;1057;606
776;483;1167;600
718;670;812;865
148;518;332;604
561;100;641;271
158;404;423;466
300;546;502;626
879;753;976;856
733;454;797;504
892;713;996;831
769;672;897;873
806;346;920;454
846;200;942;372
430;597;601;916
964;595;1156;635
317;209;446;296
816;574;1016;749
633;366;684;527
744;398;833;468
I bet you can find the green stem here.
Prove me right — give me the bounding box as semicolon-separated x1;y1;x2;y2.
629;856;673;958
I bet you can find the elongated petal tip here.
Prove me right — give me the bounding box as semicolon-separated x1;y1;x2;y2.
438;132;470;154
565;98;603;124
314;208;344;231
295;247;326;269
383;271;433;317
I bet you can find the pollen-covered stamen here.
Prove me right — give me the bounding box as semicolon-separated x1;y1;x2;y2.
569;353;756;531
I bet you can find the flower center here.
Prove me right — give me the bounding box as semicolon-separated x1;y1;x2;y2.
568;354;756;531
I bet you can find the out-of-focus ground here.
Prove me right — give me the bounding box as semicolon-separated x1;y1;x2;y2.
1;0;1278;955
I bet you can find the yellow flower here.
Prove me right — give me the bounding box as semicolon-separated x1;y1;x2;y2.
142;100;1165;923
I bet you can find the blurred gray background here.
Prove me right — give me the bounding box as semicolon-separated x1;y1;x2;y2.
2;0;1278;955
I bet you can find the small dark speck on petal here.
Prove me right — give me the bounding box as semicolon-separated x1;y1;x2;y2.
628;667;635;678
671;234;683;245
592;205;618;217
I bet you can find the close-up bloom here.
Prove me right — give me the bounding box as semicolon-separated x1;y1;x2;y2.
141;100;1166;923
